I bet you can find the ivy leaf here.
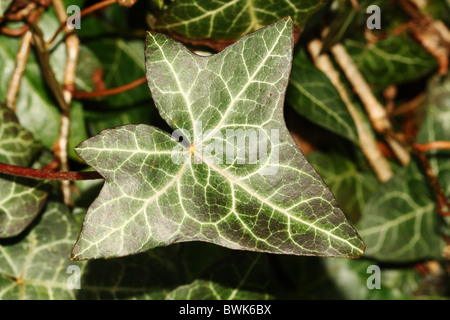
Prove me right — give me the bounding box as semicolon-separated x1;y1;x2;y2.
0;105;48;238
72;18;364;260
357;161;445;262
151;0;327;40
287;49;358;143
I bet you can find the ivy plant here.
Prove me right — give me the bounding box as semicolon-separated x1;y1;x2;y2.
0;0;449;300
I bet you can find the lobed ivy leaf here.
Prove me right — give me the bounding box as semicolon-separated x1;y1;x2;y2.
72;18;365;260
151;0;327;40
287;49;358;143
0;105;48;238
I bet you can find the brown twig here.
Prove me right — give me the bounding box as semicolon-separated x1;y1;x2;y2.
6;30;33;111
73;76;147;99
0;24;30;36
400;0;450;75
414;141;450;152
0;162;103;181
412;145;450;216
307;39;394;182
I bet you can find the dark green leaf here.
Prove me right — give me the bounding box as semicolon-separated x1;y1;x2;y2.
152;0;327;40
287;49;358;143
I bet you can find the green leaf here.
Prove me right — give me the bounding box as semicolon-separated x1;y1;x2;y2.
0;105;48;238
307;151;378;222
357;161;445;262
151;0;327;40
0;201;81;299
72;18;365;260
344;34;438;90
287;49;358;143
165;253;273;300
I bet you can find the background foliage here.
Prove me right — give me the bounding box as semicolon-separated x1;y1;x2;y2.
0;0;449;300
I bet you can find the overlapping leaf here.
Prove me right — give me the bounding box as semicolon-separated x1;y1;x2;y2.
0;105;48;238
151;0;326;40
287;49;358;143
71;18;365;260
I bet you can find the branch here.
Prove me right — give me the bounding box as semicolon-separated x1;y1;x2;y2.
308;39;393;182
330;43;411;166
52;0;82;206
412;145;450;217
0;162;103;181
6;30;33;111
0;24;29;36
73;76;147;99
414;141;450;152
